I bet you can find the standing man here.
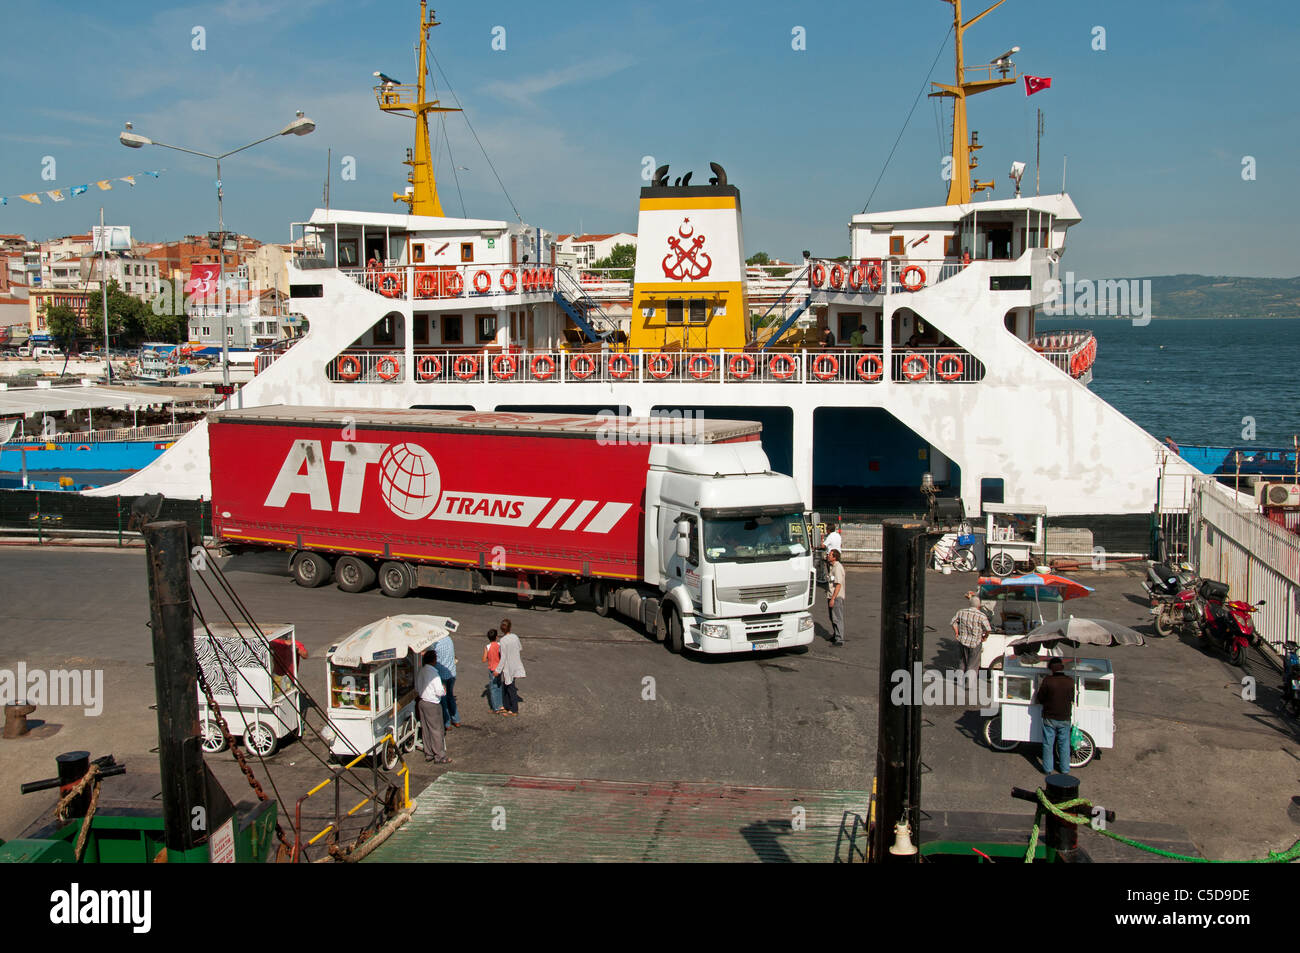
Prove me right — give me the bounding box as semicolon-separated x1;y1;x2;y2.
434;632;460;731
1034;658;1074;774
951;595;991;673
821;522;842;587
849;324;866;348
495;619;526;717
826;549;846;646
416;650;451;764
821;326;836;349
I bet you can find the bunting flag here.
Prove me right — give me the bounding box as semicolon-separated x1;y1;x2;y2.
0;169;162;207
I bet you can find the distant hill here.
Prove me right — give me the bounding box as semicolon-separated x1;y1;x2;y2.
1141;275;1300;319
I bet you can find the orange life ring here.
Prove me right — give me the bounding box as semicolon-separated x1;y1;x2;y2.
337;355;361;381
453;355;480;380
530;354;557;380
376;355;401;380
811;264;827;288
902;353;930;381
492;354;518;380
545;268;555;289
608;353;634;380
648;353;674;380
569;353;596;380
829;264;846;289
848;266;864;290
499;270;517;293
416;355;442;380
377;272;402;298
866;263;883;292
728;353;756;380
856;353;883;381
688;354;716;380
936;354;964;381
445;272;464;296
415;271;437;298
900;265;926;292
811;353;839;381
472;270;491;294
769;354;797;380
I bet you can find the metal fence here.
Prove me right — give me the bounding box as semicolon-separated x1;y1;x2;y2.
0;490;211;544
11;421;196;445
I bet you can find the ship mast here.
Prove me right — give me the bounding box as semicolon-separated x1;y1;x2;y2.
929;0;1017;205
374;1;460;216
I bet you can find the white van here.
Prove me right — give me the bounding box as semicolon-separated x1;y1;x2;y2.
32;346;64;360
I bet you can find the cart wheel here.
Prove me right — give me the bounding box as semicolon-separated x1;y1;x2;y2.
401;716;418;752
990;552;1015;577
379;738;400;771
982;716;1018;752
378;561;413;598
244;721;278;757
292;551;332;588
1069;729;1096;768
200;717;228;753
335;555;376;593
953;549;977;573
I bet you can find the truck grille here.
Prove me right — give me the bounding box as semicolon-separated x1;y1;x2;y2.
743;615;783;639
724;583;803;604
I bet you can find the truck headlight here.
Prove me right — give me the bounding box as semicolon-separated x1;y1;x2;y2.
798;614;813;632
701;623;730;639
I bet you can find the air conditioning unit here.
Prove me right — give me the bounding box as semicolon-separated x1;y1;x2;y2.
1256;482;1300;507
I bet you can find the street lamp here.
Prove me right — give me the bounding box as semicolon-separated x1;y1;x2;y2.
120;112;315;387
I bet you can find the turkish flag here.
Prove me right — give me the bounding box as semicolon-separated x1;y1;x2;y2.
1024;75;1052;96
185;264;220;298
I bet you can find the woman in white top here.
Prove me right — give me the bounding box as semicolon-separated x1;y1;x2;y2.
495;618;526;716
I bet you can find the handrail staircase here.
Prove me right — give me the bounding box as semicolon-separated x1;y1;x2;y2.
757;265;812;351
553;267;619;343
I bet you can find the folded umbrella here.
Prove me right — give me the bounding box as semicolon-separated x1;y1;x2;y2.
1012;616;1145;648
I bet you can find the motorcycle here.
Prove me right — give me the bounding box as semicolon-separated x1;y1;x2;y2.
1281;641;1300;716
1145;561;1200;638
1194;579;1264;667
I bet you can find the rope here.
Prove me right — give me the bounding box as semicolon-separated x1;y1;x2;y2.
53;763;101;863
1026;789;1300;864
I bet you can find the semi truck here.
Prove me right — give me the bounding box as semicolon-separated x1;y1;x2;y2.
208;407;817;655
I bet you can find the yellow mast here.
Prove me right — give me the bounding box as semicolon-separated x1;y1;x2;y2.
929;0;1017;205
374;1;460;216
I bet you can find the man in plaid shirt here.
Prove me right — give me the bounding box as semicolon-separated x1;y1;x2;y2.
951;596;991;673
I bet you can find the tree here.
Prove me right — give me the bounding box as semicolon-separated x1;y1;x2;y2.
590;243;636;282
746;250;791;279
86;279;178;346
45;305;83;354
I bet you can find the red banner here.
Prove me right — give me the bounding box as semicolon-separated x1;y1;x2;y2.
185;264;220;298
1024;75;1052;96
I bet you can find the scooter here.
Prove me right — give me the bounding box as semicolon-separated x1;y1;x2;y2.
1281;642;1300;716
1194;579;1264;667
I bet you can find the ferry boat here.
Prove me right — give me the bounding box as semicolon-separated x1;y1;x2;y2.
94;0;1201;517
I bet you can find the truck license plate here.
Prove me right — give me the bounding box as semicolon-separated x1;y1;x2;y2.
751;639;778;651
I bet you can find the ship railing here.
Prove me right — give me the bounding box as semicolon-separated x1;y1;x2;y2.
337;263;562;302
11;421;196;444
1032;331;1097;379
807;258;965;295
327;350;407;384
890;348;986;384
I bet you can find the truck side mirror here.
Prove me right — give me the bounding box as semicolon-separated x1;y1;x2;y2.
676;534;691;559
810;511;823;548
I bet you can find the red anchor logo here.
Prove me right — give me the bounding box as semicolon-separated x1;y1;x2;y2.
661;218;712;280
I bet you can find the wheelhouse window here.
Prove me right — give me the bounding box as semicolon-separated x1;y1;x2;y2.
688;299;707;323
666;299;684;324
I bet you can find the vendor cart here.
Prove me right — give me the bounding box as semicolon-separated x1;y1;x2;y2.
980;655;1114;768
324;614;459;770
195;621;302;757
983;503;1046;577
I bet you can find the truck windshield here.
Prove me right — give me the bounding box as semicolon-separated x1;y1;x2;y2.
704;513;810;563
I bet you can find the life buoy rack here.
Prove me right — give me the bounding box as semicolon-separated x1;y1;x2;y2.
769;354;797;380
376;355;401;381
415;271;437;298
829;264;846;289
416;355;443;380
499;270;517;293
811;263;827;288
608;353;634;380
530;354;557;380
569;353;596;380
848;266;864;291
900;265;927;292
688;354;716;380
377;272;402;298
811;353;839;381
472;270;491;294
453;355;480;380
445;272;464;296
648;353;674;380
936;354;964;381
337;355;362;381
492;354;518;380
902;353;930;381
856;353;883;381
728;353;756;380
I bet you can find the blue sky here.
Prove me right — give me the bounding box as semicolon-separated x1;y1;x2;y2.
0;0;1295;278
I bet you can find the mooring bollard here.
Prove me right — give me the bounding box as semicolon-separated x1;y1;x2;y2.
3;703;36;738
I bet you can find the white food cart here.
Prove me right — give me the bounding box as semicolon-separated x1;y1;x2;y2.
195;622;302;757
983;503;1046;577
981;655;1114;768
324;614;459;770
978;590;1067;668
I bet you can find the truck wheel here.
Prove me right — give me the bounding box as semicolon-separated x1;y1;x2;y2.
336;556;376;593
664;606;684;654
378;561;413;599
292;551;332;588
